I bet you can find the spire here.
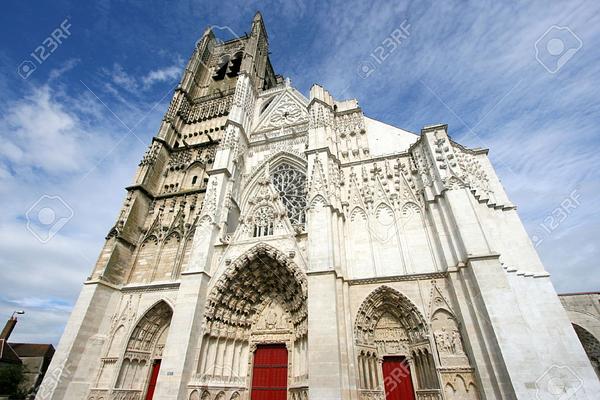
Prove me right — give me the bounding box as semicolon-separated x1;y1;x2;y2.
251;10;268;40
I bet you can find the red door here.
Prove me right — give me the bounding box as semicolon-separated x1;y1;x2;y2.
145;359;161;400
382;357;415;400
251;344;288;400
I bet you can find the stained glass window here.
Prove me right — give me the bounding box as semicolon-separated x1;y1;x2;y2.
271;163;307;226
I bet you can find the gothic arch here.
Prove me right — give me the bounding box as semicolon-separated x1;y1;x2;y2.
198;243;308;390
154;232;181;281
308;194;327;209
184;161;207;189
374;202;393;217
115;301;172;392
565;309;600;344
371;203;404;275
349;206;367;222
128;235;160;284
400;200;438;273
237;155;308;238
354;285;427;345
107;325;126;358
401;201;422;217
125;300;173;353
205;242;307;329
348;207;374;278
241;151;307;211
353;286;439;394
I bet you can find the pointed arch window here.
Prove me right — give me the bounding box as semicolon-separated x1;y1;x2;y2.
271;163;307;227
253;205;275;237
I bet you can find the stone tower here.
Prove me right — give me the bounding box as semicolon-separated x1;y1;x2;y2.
39;13;599;400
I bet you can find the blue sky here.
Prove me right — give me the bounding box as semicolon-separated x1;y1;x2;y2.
0;0;599;345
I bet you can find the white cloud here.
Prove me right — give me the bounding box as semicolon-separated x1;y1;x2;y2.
102;60;183;93
109;63;138;91
48;58;81;81
0;81;155;344
142;64;181;88
1;85;95;173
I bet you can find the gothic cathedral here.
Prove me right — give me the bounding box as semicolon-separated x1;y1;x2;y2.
39;13;599;400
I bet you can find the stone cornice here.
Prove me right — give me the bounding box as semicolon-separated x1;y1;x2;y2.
340;151;411;167
120;281;181;293
347;271;448;285
125;184;207;201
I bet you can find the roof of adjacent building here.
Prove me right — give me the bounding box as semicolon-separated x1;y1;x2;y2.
9;343;55;358
559;292;600;297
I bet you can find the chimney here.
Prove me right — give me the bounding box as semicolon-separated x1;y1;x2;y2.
0;317;18;341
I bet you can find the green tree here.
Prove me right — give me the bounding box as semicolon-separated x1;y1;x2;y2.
0;364;26;399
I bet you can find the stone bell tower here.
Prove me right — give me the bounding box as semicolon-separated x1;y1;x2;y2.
38;12;284;400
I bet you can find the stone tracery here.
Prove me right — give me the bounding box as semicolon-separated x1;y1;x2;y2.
354;286;440;398
271;162;307;227
193;243;308;398
88;301;173;400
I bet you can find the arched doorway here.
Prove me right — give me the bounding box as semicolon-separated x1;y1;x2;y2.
114;301;172;400
354;286;441;400
196;243;308;400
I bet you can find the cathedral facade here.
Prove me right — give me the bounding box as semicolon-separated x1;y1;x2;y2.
39;14;599;400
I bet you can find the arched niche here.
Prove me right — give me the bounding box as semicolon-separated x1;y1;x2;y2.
348;207;374;278
115;301;173;392
240;152;307;229
371;203;404;276
154;232;181;281
129;236;159;284
354;286;439;394
184;162;206;190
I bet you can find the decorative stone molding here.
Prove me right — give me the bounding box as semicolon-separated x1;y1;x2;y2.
204;242;307;331
354;285;427;346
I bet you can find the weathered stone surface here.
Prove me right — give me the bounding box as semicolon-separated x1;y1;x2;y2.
38;14;600;400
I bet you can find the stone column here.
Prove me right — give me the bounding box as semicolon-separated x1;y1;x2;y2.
307;271;345;399
151;271;210;399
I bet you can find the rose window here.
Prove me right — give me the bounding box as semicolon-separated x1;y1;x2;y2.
271;163;307;227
